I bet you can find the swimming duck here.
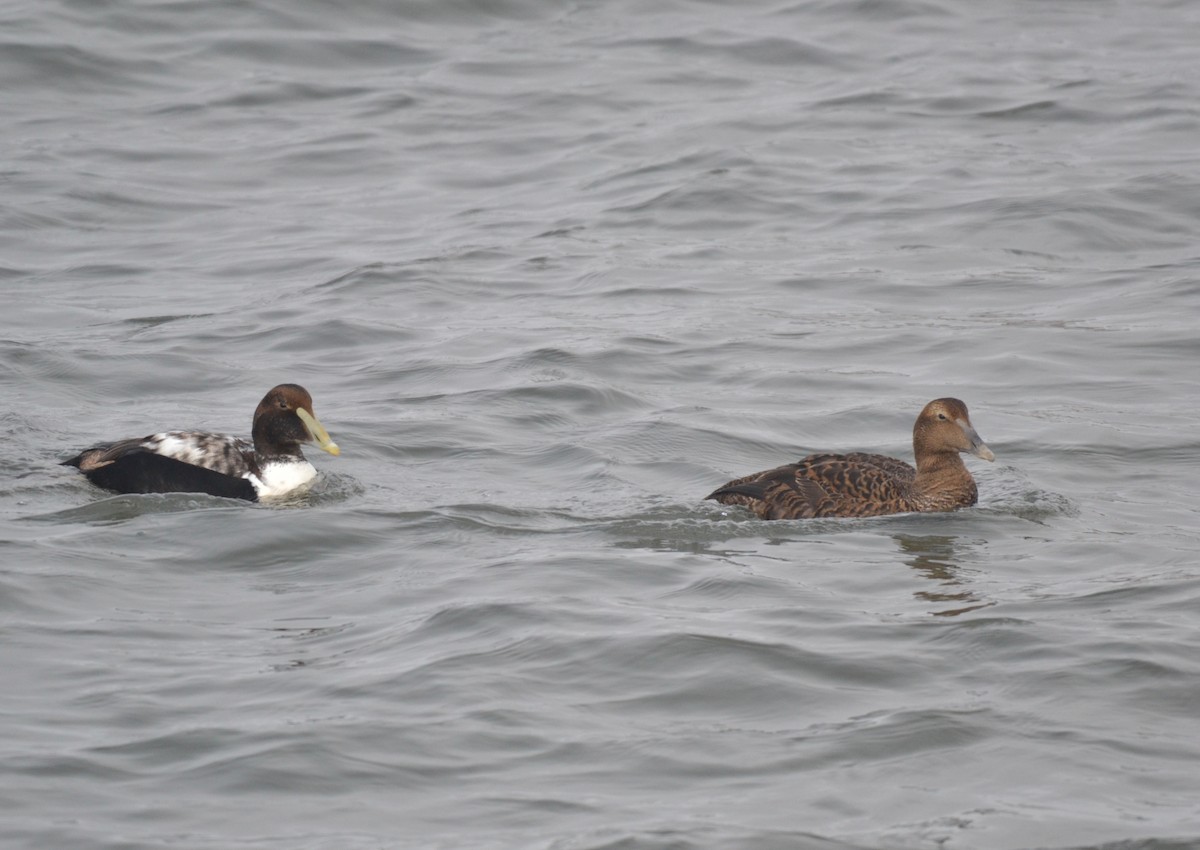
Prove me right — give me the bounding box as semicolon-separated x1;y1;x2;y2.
706;398;993;519
62;384;340;502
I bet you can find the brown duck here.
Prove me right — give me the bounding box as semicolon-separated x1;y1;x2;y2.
706;398;994;519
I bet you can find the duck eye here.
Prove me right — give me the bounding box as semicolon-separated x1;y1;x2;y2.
278;399;289;410
937;413;948;421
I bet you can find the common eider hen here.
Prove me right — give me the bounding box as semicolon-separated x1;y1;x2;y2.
707;398;994;519
63;384;340;502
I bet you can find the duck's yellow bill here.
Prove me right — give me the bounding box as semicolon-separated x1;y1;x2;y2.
297;408;341;456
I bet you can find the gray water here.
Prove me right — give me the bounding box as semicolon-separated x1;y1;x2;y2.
3;1;1200;848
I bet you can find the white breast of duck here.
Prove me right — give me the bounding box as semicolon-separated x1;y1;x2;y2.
249;457;319;500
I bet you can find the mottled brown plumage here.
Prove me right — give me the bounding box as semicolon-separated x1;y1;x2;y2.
707;398;994;519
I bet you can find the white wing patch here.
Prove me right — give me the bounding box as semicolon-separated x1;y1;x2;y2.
143;431;252;476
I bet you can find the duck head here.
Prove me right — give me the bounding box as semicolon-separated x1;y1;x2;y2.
251;384;340;459
914;398;994;461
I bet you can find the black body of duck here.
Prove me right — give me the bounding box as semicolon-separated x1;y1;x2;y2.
706;398;994;519
62;384;340;502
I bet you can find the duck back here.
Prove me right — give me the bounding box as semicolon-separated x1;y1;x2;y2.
708;452;920;519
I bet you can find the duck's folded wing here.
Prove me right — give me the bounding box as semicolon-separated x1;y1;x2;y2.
63;445;257;500
706;465;781;505
707;464;833;519
797;454;914;516
140;431;254;476
839;452;916;483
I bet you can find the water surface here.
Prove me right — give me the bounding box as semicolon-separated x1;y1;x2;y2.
3;1;1200;848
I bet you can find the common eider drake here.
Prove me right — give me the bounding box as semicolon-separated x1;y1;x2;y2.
63;384;340;502
707;398;994;520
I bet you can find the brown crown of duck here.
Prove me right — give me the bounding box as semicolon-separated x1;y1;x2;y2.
253;384;341;460
706;398;994;520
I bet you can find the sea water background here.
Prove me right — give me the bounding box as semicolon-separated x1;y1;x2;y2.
3;1;1199;848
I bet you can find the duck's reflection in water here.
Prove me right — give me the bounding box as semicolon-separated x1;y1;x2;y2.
893;533;995;617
